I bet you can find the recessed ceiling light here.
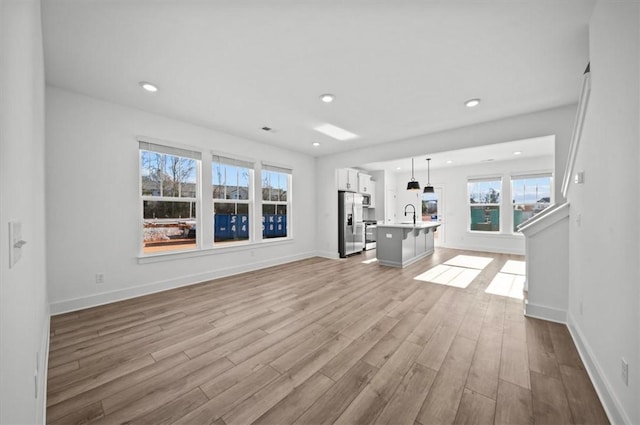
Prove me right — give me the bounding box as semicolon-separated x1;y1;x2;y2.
320;94;335;103
513;151;522;155
396;167;402;170
313;123;358;141
446;160;453;164
312;142;320;147
465;98;481;108
139;81;158;92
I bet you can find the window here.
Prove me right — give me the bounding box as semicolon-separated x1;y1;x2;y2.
261;164;291;239
140;142;200;254
138;140;294;257
511;174;552;231
212;155;253;244
421;192;439;222
468;178;501;232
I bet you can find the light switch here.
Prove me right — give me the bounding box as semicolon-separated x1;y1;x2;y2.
9;221;26;268
574;171;585;184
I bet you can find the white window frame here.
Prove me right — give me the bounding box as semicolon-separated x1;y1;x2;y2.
137;139;296;263
212;154;255;246
139;140;202;255
510;172;554;234
261;162;292;241
468;176;502;233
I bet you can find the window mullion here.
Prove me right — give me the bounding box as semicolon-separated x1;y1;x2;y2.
201;156;213;247
159;155;164;197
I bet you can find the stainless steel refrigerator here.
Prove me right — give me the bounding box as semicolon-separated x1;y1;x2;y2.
338;191;364;258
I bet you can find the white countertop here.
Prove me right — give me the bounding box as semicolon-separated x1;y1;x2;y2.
377;222;441;229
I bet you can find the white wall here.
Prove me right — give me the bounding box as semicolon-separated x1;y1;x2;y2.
46;87;317;313
393;155;554;255
315;105;575;258
522;206;569;323
566;2;639;424
0;0;50;423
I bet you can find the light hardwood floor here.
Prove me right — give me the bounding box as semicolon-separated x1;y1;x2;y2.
47;248;609;425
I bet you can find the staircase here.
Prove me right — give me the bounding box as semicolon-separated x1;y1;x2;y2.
518;202;570;323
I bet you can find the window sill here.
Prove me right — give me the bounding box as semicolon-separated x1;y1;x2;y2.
137;237;295;264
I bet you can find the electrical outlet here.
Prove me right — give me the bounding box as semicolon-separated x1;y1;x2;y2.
95;273;104;284
621;358;629;386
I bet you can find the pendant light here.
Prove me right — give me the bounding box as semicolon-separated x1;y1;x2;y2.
423;158;434;193
406;158;420;191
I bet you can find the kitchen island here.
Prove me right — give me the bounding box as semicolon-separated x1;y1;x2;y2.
376;222;440;268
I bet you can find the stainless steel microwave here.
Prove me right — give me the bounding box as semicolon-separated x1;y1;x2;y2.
362;194;371;207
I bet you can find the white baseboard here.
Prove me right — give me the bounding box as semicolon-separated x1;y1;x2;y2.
524;301;567;323
438;242;524;256
38;311;50;425
315;250;339;259
50;251;317;315
567;313;630;425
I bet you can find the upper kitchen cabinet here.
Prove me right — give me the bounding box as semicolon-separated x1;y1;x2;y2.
367;180;376;208
358;173;372;194
358;173;376;208
337;168;359;191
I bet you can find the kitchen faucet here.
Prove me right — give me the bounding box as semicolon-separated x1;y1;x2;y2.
404;204;416;225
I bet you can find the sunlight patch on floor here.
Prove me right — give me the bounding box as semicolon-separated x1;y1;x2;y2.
414;264;482;288
444;255;493;270
361;258;378;264
485;273;526;299
485;259;526;299
500;260;526;275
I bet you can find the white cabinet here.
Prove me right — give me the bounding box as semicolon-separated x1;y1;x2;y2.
368;180;376;208
358;173;376;208
337;168;359;191
338;170;376;207
358;173;372;194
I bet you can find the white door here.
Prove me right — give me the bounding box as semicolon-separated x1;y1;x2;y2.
422;186;445;246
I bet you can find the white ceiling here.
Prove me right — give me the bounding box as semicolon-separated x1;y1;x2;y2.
359;135;555;173
41;1;594;157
